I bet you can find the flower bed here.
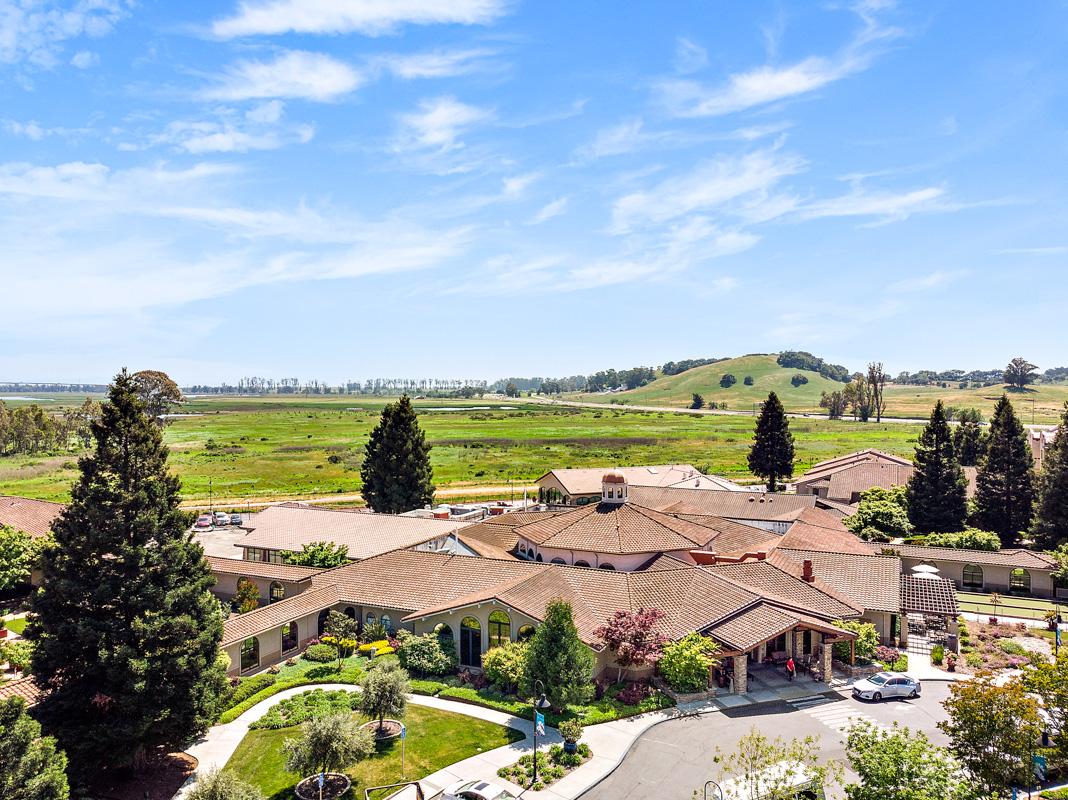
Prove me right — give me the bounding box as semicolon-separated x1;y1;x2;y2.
497;743;592;791
249;688;359;730
218;655;368;723
958;620;1050;673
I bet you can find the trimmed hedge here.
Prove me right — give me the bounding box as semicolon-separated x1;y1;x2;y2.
249;688;359;730
221;673;276;712
217;664;363;724
302;643;337;663
437;683;674;727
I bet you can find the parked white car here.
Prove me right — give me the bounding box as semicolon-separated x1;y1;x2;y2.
852;672;921;702
213;511;230;526
441;780;518;800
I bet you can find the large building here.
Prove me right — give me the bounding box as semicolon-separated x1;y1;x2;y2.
794;449;977;505
535;464;754;506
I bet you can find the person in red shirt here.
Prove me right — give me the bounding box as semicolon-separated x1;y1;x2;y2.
786;656;796;681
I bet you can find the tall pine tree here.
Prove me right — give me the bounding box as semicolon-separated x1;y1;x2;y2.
1033;403;1068;549
747;392;794;492
906;401;969;533
523;598;594;711
360;395;434;514
28;371;226;782
973;395;1035;545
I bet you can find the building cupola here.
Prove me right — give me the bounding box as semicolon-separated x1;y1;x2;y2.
601;470;628;505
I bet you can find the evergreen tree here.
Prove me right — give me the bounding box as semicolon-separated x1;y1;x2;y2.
973;395;1035;545
747;392;794;492
28;371;226;782
906;401;968;533
953;408;986;467
523;598;594;711
1033;403;1068;549
360;395;434;514
0;697;70;800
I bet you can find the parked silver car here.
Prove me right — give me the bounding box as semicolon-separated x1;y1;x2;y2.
442;781;517;800
852;672;920;701
213;511;229;526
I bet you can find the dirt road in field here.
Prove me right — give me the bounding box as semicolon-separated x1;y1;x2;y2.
179;483;538;511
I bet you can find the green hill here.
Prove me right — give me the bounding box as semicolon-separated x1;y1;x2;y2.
573;354;846;411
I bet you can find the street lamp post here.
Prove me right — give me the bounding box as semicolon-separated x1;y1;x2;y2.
531;680;551;787
703;779;724;800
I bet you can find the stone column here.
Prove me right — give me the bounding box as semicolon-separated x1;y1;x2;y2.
822;639;834;682
733;654;748;695
794;631;805;658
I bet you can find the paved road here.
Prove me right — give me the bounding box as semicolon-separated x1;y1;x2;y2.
180;483;539;511
581;682;953;800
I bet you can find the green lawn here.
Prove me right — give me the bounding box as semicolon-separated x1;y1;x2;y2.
225;704;525;800
0;394;924;503
957;592;1063;621
3;617;27;635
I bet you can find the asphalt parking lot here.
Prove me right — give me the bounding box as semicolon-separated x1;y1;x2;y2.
581;681;953;800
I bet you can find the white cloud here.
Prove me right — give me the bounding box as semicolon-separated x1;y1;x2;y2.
529;196;569;224
203;50;362;102
611;148;805;232
673;37;707;74
800;185;946;223
0;0;130;68
657;2;901;117
70;49;98;69
3;119;46;140
211;0;509;38
393;96;494;153
122;102;314;154
372;48;497;79
581;118;647;159
996;246;1068;256
888;269;967;293
502;172;540;197
246;99;285;123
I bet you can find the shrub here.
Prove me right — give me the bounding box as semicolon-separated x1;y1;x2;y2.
931;645;945;665
658;633;720;693
302;644;336;663
221;674;276;711
283;712;375;777
482;642;529;693
890;654;908;672
395;630;457;677
719;374;737;388
743;376;754;386
186;769;265;800
790;374;809;387
925;528;1001;551
965;652;983;668
999;639;1027;655
831;621;879;663
874;645;899;665
614;681;649;706
558;719;583;743
250;689;358;730
361;621;389;643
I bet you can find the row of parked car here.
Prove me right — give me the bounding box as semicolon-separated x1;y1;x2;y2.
194;511;242;530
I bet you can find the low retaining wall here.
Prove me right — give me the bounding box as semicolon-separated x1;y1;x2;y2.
832;660;882;680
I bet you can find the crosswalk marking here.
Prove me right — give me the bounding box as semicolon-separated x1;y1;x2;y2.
788;695;884;736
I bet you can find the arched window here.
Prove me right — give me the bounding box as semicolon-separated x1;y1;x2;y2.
460;617;482;668
317;609;329;635
574;560;591;568
551;558;566;565
599;563;616;570
240;637;259;671
281;622;298;653
344;607;356;619
962;564;984;589
436;623;454;648
269;581;285;603
535;554;543;562
381;614;393;632
365;611;377;627
517;624;536;642
1010;568;1031;594
488;610;511;648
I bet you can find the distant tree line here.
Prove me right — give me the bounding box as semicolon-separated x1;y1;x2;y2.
0;399;100;456
186;377;489;395
895;357;1065;388
660;357;728;376
0;382;107;393
776;351;852;383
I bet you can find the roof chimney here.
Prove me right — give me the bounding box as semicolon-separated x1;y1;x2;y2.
802;560;815;582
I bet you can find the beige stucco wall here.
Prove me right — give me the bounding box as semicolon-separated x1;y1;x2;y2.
899;556;1054;598
225;607;323;675
211;573;311;608
519;541;650;571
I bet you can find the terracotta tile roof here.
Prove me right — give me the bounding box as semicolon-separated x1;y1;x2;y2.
882;544;1056;570
901;575;959;616
706;559;864;620
238;503;470;559
221;583;341;646
0;495;63;539
812;498;858;518
455;521;522;560
536;465;724;495
764;508;874;556
206;556;320;583
772;549;901;613
825;464;914;502
0;677;42;706
630;486;817;521
672;515;778;555
514;502;727;555
799;450;912;483
707;604;800;651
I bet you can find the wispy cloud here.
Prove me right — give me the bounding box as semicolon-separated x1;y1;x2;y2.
611;147;804;232
203;50;362;102
576;118;791;161
528;196;569;224
393;96;494;154
673;37;707;74
211;0;510;38
996;246;1068;256
799;185;947;224
121;101;315;154
657;2;902;117
888;269;967;293
371;48;498;79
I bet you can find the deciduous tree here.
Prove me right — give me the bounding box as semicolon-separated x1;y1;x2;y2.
280;541;349;568
747;392;794;492
0;525;49;592
186;769;265;800
690;393;704;410
594;608;667;683
866;362;888;422
845;486;911;541
283;712;375;778
712;728;840;800
906;401;968;533
130;369;183;424
357;661;409;733
0;697;70;800
233;578;261;614
360;395;434;514
973;395;1035;545
844;721;962;800
1004;357;1038;388
524;598;594;710
28;370;226;782
1024;649;1068;771
1033;403;1068;549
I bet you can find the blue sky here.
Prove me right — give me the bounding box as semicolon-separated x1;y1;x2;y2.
2;0;1067;385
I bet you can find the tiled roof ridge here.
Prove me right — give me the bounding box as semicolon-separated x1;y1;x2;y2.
627;503;718;544
886;543;1055;562
760;555;865;614
269;502;468;525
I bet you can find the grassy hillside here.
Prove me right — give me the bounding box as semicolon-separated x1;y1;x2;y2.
881;383;1068;424
574;355;846;412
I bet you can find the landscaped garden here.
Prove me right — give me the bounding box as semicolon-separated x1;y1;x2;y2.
224;701;525;800
953;618;1053;672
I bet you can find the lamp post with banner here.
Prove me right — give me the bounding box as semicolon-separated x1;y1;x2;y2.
531;679;551;787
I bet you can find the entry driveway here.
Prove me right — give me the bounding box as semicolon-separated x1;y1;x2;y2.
581;682;953;800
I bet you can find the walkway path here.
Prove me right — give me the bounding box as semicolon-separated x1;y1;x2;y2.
180;484;539;511
177;684;705;800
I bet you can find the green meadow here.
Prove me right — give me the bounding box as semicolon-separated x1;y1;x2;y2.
0;394;923;504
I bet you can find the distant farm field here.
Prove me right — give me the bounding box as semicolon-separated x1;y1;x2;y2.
0;394;924;504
